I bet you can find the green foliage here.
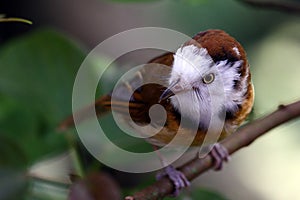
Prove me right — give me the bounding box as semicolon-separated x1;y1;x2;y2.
164;188;228;200
0;28;86;167
0;28;88;199
108;0;159;2
189;188;229;200
107;0;208;3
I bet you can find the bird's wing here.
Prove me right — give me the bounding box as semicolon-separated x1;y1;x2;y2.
57;52;174;131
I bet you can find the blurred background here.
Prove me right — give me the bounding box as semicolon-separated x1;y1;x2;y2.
1;0;300;199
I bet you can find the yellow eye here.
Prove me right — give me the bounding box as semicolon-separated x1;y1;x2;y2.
203;73;215;84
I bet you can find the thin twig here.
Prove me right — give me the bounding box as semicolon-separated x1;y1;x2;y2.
0;17;32;24
126;100;300;200
237;0;300;14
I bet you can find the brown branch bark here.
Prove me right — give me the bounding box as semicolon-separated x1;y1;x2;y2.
125;100;300;200
237;0;300;14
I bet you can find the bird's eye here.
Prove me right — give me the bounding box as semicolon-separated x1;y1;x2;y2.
203;73;215;84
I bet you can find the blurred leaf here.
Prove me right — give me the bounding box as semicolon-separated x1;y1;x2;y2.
108;0;159;2
165;187;228;200
99;114;152;153
0;28;86;124
0;134;27;168
0;97;37;139
189;188;228;200
165;0;288;47
0;169;28;200
107;0;208;3
0;28;86;165
181;0;209;4
27;178;69;200
251;20;300;114
69;172;121;200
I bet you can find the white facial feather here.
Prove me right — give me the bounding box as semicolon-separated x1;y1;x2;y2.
233;46;240;56
170;45;213;90
169;45;248;126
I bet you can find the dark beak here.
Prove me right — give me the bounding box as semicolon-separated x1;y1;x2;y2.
159;79;180;103
159;88;174;103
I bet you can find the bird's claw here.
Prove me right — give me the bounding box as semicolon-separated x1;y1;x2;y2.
209;143;230;170
156;165;190;196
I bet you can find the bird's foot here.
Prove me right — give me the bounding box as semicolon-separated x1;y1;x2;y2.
209;143;230;171
156;165;190;196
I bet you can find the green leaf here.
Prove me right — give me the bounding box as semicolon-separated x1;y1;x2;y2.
0;134;27;168
0;28;86;165
165;188;228;200
190;188;228;200
181;0;209;4
107;0;208;3
108;0;159;2
0;28;86;124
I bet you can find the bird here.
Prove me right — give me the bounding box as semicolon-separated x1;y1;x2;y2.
58;29;254;196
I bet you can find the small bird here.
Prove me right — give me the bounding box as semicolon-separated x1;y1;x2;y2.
59;29;254;195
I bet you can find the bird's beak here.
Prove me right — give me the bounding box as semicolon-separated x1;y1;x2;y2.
159;79;180;103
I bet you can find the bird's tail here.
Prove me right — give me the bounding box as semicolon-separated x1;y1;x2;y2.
57;95;112;131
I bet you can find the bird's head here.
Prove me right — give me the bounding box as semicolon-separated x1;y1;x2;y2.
160;30;251;128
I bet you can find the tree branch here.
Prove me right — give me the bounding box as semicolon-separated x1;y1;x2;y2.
125;100;300;200
237;0;300;15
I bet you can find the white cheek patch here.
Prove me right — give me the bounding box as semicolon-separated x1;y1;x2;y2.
170;45;214;88
169;45;215;124
215;60;248;112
